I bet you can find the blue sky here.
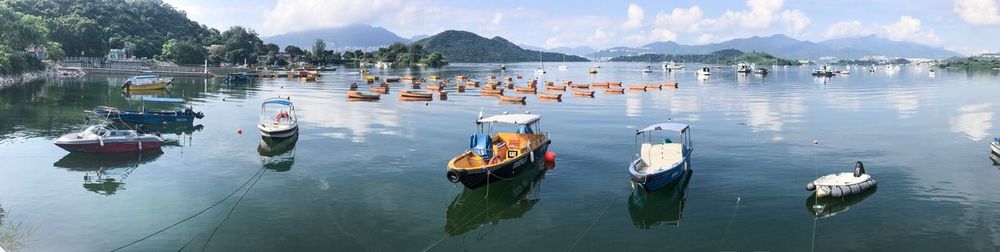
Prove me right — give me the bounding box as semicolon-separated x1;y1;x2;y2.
164;0;1000;55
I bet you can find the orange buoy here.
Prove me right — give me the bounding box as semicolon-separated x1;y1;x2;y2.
545;151;556;162
237;128;243;134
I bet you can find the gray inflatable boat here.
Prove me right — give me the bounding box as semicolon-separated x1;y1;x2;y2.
806;161;876;198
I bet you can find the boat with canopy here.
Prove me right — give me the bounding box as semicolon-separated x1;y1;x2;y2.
258;97;298;138
446;113;551;189
93;97;204;124
629;123;693;192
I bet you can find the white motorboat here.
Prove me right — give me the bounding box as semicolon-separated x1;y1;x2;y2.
806;161;877;198
991;137;999;156
534;67;546;75
558;65;568;71
258;97;299;138
54;123;162;153
696;67;711;76
662;61;684;71
641;66;653;73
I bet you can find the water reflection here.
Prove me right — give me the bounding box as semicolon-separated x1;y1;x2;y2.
52;151;164;195
990;153;1000;169
949;103;994;141
805;187;876;219
628;168;692;229
258;133;298;172
445;160;546;236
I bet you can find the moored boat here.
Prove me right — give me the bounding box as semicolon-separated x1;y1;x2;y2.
629;123;693;192
663;82;679;88
400;90;433;99
370;85;389;94
257;97;298;138
54;123;162;153
497;95;527;102
446;113;551;189
570;84;589;89
545;85;566;91
481;89;504;96
515;86;537;94
588;67;599;74
92;97;204;124
347;91;380;100
991;137;999;156
122;74;172;91
604;87;625;94
573;90;595;97
697;67;711;76
628;85;647;92
538;92;562;100
645;84;662;90
806;161;877;198
591;82;610;88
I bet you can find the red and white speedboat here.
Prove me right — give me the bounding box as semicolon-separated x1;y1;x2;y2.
54;124;162;153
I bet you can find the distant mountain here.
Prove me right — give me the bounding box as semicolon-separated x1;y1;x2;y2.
263;24;409;50
547;46;597;57
819;35;960;59
409;34;431;41
591;34;961;60
415;30;589;63
517;43;547;51
611;49;801;65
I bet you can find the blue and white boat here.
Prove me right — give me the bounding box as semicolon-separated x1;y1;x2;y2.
93;97;204;124
629;123;693;192
258;97;298;138
991;137;999;156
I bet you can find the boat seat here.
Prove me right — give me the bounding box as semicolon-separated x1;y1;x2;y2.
639;143;684;173
470;134;493;159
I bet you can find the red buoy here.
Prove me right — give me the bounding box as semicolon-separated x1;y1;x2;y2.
237;128;243;134
545;151;556;162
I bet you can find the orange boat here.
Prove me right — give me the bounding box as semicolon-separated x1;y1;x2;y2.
538;92;562;100
497;95;526;102
663;82;679;88
427;84;444;91
400;90;434;99
410;83;421;89
591;82;610;88
347;91;381;100
545;85;566;91
370;85;389;94
573;90;595;97
515;86;537;94
646;84;662;90
481;89;504;96
570;84;590;89
563;80;572;85
628;86;647;92
610;81;622;87
604;87;625;94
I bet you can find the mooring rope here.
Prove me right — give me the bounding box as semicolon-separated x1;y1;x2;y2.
718;195;742;251
111;166;267;251
200;166;268;251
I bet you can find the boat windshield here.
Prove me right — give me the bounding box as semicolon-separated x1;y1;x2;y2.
260;102;296;125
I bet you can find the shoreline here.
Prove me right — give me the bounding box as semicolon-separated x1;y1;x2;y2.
0;69;58;90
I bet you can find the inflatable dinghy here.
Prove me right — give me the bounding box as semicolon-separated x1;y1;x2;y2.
806;161;876;198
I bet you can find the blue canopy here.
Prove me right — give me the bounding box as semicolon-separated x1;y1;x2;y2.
141;97;186;103
636;123;689;134
262;98;293;106
994;137;1000;143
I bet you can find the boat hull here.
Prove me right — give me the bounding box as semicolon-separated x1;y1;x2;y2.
123;82;169;91
450;140;550;189
55;137;162;153
991;139;999;156
259;124;299;138
630;158;688;192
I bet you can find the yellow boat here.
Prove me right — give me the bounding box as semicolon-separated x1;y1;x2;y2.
121;75;172;91
446;114;550;189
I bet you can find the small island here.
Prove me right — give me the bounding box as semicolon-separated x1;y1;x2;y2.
610;49;800;65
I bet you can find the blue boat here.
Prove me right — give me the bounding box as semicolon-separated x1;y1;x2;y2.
93;97;204;124
629;123;693;192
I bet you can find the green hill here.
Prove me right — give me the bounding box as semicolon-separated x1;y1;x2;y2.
414;30;588;63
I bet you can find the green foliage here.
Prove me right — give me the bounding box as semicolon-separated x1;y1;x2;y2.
937;57;1000;69
349;42;447;67
0;4;47;75
44;41;65;61
160;39;205;64
312;39;326;63
209;26;265;65
3;0;219;58
415;30;587;63
611;49;800;66
284;45;305;60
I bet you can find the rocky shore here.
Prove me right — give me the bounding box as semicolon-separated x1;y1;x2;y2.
0;69;58;89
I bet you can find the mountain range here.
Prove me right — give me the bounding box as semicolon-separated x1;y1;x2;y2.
590;34;960;60
414;31;588;63
263;24;409;50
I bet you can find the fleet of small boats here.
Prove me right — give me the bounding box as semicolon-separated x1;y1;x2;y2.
257;97;298;138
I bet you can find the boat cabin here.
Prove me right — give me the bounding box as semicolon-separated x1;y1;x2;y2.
259;98;297;126
452;114;546;169
634;123;692;174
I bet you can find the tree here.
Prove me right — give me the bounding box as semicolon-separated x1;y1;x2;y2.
422;52;447;67
160;39;206;64
209;26;264;65
264;43;280;55
284;45;304;61
45;41;65;61
312;39;326;64
47;14;106;56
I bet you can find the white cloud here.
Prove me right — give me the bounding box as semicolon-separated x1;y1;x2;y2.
953;0;1000;25
780;9;810;34
697;34;716;43
950;103;994;141
492;12;504;26
263;0;404;34
653;6;703;32
824;20;874;38
650;28;678;42
622;3;645;29
822;16;941;45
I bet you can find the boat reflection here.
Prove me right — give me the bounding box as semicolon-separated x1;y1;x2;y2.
52;151;164;195
258;132;298;172
628;167;692;229
805;186;877;219
445;160;547;236
990;152;1000;169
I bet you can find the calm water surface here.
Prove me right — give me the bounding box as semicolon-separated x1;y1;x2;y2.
1;62;999;251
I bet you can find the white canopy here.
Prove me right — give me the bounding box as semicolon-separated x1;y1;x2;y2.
477;114;540;125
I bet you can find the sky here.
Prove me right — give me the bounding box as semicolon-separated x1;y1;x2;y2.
163;0;1000;55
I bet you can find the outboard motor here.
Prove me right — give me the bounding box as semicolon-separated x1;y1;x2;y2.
853;161;865;177
121;80;132;89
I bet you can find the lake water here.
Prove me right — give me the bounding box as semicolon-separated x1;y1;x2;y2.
1;62;999;251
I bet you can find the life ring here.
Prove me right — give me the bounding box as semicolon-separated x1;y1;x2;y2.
275;111;290;122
